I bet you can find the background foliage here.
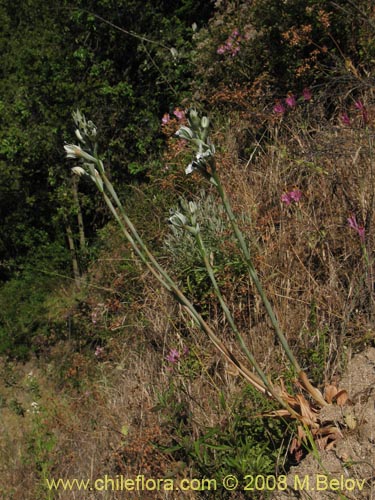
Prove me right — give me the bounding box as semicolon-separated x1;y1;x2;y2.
1;1;375;497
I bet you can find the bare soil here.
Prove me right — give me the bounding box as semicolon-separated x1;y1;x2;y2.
273;347;375;500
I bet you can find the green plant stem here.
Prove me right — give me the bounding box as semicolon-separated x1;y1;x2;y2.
194;231;303;415
211;167;327;407
100;168;312;416
100;175;274;397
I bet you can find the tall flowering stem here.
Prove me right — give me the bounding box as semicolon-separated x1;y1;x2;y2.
64;111;295;409
179;110;326;407
183;204;296;411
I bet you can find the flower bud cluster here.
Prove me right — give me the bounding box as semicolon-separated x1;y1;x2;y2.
64;111;104;192
72;109;97;143
169;199;199;235
175;109;215;177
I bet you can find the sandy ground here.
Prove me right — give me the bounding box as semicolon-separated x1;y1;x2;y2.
273;347;375;500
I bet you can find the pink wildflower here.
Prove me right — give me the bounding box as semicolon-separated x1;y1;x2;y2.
285;94;297;108
281;193;292;205
341;113;351;126
281;189;302;206
173;108;185;120
273;102;285;114
217;29;243;57
166;348;180;364
354;100;368;125
348;215;365;244
231;46;240;57
302;88;312;101
95;346;105;358
289;189;302;202
162;113;170;125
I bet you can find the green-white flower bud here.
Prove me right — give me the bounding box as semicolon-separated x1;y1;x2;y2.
92;169;104;192
185;161;197;175
188;109;201;129
75;129;85;143
87;120;96;132
169;212;188;228
176;126;195;140
201;116;209;129
186;224;200;235
72;166;87;177
188;201;197;214
72;109;83;126
64;144;84;159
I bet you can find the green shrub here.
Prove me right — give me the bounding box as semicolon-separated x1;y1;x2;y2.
164;190;250;306
193;0;375;99
0;242;70;358
156;382;292;493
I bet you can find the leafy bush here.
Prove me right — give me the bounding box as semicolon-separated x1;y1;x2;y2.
193;0;375;102
0;242;70;358
156;381;292;491
164;190;250;306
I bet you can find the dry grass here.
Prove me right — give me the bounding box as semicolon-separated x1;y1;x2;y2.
2;91;375;498
212;98;375;383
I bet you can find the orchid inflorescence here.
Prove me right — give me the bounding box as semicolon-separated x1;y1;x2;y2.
169;199;199;236
281;189;302;206
175;109;216;181
64;110;104;192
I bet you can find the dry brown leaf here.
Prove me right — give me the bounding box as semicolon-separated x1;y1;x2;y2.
324;384;338;404
334;389;349;406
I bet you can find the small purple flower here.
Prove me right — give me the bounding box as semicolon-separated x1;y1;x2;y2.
173;108;185;120
354;100;365;111
166;348;180;364
231;46;240;57
348;215;365;243
95;346;105;358
285;94;297;108
289;189;302;202
273;102;285;114
354;100;368;125
162;113;170;125
281;193;292;205
281;189;302;206
302;88;312;101
217;30;243;57
341;113;351;126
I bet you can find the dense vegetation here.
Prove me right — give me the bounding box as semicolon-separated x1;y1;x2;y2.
1;0;375;498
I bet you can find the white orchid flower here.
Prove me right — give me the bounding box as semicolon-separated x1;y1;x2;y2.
75;129;85;143
64;143;85;159
64;144;97;163
71;166;87;177
169;212;188;228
